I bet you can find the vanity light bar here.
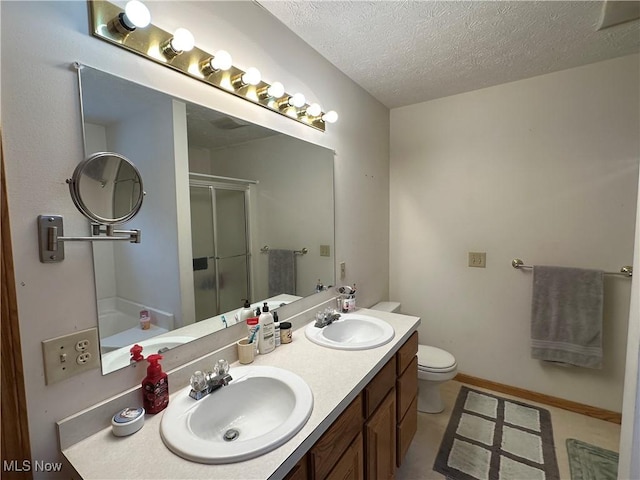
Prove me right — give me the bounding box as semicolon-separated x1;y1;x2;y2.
88;0;338;132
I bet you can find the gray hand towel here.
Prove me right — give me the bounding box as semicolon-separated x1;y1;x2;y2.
530;266;604;369
268;249;296;296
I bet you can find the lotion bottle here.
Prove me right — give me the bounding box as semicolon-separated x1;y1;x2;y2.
258;302;275;354
142;354;169;414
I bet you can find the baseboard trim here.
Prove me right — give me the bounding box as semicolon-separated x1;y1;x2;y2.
454;373;622;424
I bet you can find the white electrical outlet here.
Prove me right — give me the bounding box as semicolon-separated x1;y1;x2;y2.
340;261;346;279
42;328;100;384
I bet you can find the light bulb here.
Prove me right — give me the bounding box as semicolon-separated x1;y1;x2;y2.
241;67;261;86
122;0;150;29
267;82;285;98
170;28;195;53
211;50;233;71
306;103;322;117
289;93;306;108
322;110;339;123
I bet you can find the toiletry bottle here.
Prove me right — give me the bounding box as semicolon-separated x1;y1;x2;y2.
246;316;259;354
142;354;169;414
238;299;254;324
258;302;275;354
273;311;281;347
139;309;150;330
280;322;292;344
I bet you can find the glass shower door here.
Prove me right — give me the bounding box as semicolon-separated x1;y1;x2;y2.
189;184;250;321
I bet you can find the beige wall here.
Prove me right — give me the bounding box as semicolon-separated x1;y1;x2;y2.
390;54;639;412
1;1;390;473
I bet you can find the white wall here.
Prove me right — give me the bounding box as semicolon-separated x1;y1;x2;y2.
1;1;389;473
390;54;639;412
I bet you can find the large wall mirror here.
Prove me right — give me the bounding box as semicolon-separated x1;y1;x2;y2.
78;65;335;374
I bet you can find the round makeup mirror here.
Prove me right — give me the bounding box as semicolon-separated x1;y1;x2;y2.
68;152;144;224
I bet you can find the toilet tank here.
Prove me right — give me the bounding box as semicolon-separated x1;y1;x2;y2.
370;301;401;313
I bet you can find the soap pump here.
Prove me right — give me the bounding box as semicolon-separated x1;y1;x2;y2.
238;299;254;324
142;354;169;414
258;302;276;354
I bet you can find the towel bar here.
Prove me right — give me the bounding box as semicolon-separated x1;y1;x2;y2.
512;258;632;277
260;245;308;255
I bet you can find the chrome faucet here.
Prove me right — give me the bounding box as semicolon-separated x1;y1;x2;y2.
314;308;341;328
189;359;233;400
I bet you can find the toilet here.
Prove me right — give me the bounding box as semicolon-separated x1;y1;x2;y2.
370;301;458;414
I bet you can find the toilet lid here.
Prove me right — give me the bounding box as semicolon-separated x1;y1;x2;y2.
417;345;456;371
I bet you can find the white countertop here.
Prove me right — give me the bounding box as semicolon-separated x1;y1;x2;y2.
61;308;420;480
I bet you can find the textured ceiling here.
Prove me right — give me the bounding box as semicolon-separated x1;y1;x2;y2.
258;1;640;108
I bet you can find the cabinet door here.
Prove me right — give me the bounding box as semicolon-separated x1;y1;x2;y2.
365;389;397;480
326;432;364;480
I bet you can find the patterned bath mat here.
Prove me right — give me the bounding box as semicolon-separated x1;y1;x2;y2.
566;439;618;480
433;386;560;480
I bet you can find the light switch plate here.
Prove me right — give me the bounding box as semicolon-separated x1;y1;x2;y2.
468;252;487;268
320;244;331;257
42;328;100;384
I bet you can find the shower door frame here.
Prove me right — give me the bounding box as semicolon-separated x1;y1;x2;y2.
189;178;253;318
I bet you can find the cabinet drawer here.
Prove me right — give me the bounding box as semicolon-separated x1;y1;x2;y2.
365;356;396;418
396;331;418;375
396;356;418;422
310;393;364;480
396;395;418;468
326;432;364;480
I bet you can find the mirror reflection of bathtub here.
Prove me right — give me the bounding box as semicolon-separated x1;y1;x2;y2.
97;298;175;353
99;293;300;374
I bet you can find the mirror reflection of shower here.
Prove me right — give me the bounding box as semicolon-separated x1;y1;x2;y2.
190;177;251;320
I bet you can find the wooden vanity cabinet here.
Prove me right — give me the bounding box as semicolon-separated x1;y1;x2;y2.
288;331;419;480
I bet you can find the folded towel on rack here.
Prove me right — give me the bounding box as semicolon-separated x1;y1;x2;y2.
268;249;296;296
530;266;604;369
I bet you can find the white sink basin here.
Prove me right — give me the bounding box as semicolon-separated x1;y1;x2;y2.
305;313;395;350
160;365;313;464
101;335;194;373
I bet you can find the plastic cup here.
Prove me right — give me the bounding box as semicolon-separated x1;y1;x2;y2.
237;339;255;364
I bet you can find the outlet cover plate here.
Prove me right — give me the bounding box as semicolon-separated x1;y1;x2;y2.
468;252;487;268
42;328;100;384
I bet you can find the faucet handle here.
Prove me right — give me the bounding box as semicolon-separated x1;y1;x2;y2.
190;370;208;392
214;359;229;376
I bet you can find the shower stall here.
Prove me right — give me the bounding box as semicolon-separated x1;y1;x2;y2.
189;177;251;321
